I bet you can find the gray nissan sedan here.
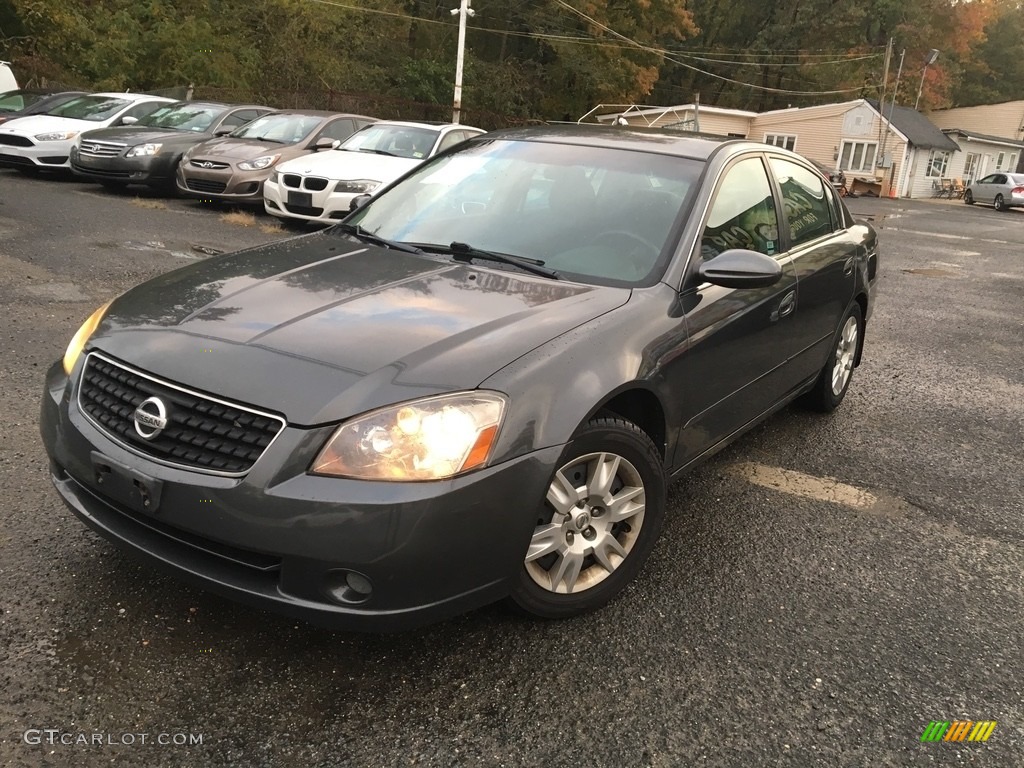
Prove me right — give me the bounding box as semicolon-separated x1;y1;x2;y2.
40;125;878;631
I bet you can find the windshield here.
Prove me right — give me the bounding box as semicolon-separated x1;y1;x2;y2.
48;95;133;121
347;139;701;286
231;113;321;144
341;124;438;159
137;103;224;131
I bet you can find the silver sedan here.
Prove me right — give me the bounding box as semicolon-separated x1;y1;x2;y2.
964;171;1024;211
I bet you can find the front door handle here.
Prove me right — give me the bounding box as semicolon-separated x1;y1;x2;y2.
771;289;796;322
843;256;855;276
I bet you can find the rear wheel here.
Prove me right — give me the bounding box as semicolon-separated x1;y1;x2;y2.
802;302;862;413
964;190;974;205
994;194;1006;212
509;417;666;619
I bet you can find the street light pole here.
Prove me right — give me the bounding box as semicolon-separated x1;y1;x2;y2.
451;0;474;124
914;49;940;111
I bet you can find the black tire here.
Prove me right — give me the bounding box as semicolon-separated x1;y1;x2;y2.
964;190;974;205
802;302;863;413
994;194;1006;212
508;417;666;619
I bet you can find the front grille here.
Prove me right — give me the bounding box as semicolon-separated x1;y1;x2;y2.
0;134;33;147
282;174;329;191
185;178;228;194
284;204;325;217
78;140;125;158
190;159;229;170
78;352;286;476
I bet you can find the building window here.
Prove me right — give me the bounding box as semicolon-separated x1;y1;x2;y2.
963;152;981;183
996;151;1005;169
764;134;796;151
926;150;951;178
838;140;877;172
995;151;1017;171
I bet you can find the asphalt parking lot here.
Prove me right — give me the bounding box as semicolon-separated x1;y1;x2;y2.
1;170;1021;767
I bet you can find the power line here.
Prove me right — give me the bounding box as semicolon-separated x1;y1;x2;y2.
306;0;876;93
552;0;869;96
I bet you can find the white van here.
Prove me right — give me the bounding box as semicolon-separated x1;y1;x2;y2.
0;62;17;93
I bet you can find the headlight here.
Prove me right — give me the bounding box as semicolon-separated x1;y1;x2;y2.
35;131;79;141
63;301;113;375
126;143;162;157
311;392;507;481
238;154;280;171
334;179;380;194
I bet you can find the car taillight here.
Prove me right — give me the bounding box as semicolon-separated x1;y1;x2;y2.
1011;186;1024;195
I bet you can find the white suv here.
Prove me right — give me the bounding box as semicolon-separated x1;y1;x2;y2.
264;121;485;223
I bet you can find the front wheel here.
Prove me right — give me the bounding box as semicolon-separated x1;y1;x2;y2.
802;302;863;413
964;190;974;205
509;417;666;619
994;194;1006;212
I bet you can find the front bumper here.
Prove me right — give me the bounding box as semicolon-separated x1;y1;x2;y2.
264;178;357;223
40;360;560;631
0;138;73;168
177;162;268;202
70;147;177;184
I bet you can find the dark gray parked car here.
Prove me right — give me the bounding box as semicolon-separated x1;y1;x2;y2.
70;100;274;189
41;126;878;631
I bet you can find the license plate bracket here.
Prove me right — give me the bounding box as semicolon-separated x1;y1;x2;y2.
287;190;312;208
90;451;164;514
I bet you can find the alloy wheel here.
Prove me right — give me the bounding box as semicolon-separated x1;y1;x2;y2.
525;451;646;594
831;315;859;396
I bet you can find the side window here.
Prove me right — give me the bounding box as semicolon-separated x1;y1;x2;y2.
316;119;356;143
978;174;998;184
122;101;164;122
435;130;467;154
220;109;263;130
770;157;835;248
700;157;779;261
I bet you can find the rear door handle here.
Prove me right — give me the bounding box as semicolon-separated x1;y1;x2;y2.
772;289;796;322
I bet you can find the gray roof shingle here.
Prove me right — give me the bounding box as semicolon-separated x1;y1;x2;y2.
866;99;960;150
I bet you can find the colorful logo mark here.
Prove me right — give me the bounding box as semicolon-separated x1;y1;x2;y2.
921;720;997;742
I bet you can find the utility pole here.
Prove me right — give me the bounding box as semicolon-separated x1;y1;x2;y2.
451;0;474;124
876;38;893;158
879;49;904;167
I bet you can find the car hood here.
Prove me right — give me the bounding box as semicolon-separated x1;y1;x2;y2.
0;114;108;135
277;149;420;182
80;126;216;147
187;137;302;162
89;232;628;425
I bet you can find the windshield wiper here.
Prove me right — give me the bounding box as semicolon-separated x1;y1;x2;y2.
417;242;560;280
252;136;285;143
335;223;424;255
357;148;396;156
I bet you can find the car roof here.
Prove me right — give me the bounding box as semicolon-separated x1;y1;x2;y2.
267;110;375;119
481;123;736;159
86;92;173;101
368;120;484;133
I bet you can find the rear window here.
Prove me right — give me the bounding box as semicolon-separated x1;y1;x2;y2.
1010;174;1024;185
0;91;45;112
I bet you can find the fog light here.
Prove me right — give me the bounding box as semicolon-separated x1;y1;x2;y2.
325;569;373;605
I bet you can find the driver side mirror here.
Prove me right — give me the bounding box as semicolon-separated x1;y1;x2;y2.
349;194;371;212
213;127;234;137
697;249;782;289
120;116;138;126
313;137;340;151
